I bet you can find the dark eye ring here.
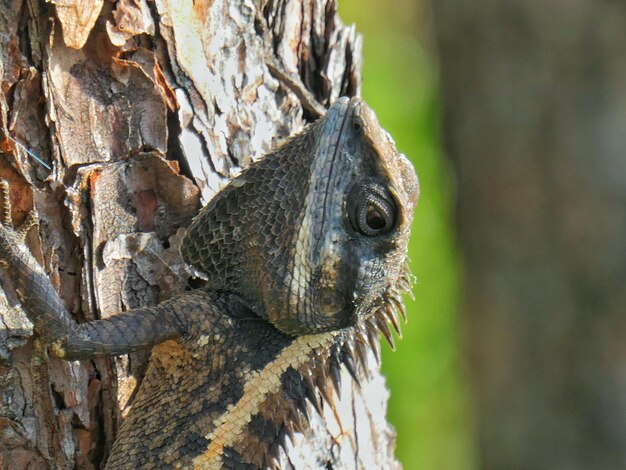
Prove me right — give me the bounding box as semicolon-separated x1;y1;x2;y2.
348;183;397;237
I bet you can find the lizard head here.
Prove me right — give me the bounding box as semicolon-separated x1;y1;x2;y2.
182;97;419;336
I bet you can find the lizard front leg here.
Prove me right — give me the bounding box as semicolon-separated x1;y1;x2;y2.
0;179;188;360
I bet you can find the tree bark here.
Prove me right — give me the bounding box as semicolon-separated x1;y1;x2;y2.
433;1;626;469
0;1;399;468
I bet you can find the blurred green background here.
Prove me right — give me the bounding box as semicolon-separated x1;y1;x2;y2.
339;1;476;468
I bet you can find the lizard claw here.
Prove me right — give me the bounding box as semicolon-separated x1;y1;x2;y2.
0;179;11;227
16;210;39;241
0;178;39;242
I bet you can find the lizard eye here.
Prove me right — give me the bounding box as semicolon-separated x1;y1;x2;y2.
348;182;397;237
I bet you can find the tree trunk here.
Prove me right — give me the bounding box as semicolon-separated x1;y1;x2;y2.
433;1;626;469
0;1;399;468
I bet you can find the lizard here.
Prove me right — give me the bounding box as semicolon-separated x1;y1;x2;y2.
0;96;419;469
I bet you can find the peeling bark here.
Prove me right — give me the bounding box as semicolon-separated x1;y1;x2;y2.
0;1;398;468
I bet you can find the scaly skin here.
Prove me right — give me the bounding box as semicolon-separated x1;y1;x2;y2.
0;97;419;469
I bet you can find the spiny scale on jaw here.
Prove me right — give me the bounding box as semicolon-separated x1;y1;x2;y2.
297;265;414;453
188;262;414;469
269;262;415;467
320;260;414;390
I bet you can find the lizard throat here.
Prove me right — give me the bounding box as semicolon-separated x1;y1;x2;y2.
192;262;414;468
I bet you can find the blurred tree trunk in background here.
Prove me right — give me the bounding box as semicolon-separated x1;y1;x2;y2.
433;2;626;469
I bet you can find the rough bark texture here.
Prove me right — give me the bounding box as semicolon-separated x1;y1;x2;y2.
0;1;398;468
433;1;626;469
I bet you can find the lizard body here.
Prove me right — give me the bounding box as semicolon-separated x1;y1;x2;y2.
0;97;418;469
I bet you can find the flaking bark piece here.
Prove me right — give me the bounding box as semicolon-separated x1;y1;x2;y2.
52;0;104;49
